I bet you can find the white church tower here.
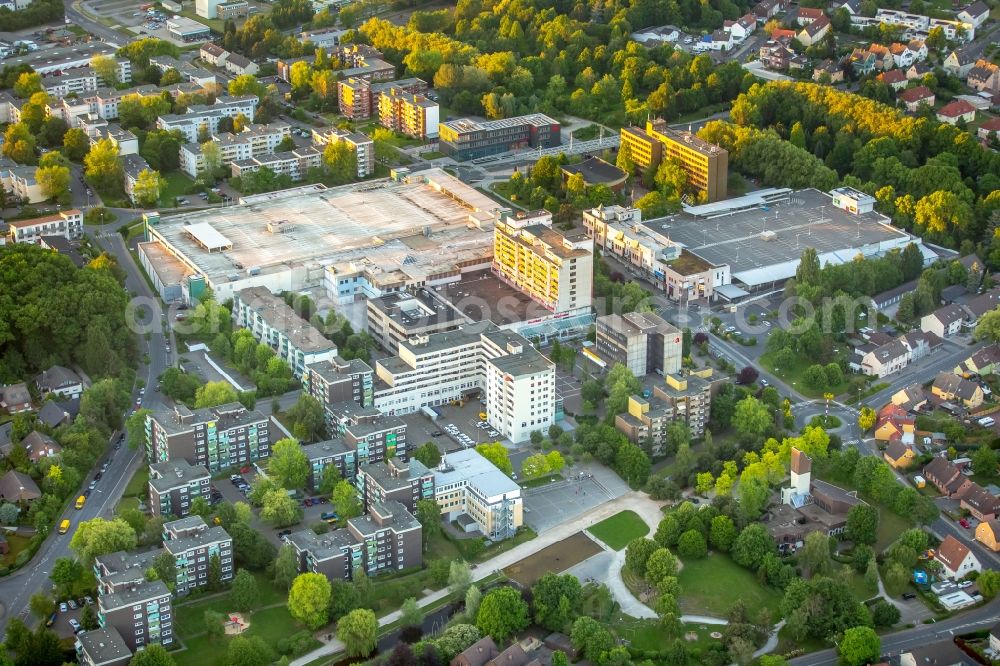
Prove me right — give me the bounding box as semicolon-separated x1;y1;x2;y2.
781;447;812;507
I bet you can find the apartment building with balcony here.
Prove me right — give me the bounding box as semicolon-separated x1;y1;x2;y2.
145;403;274;472
230;146;323;182
156;95;258;143
433;448;521;540
377;87;439;140
329;402;407;465
311;128;375;178
76;627;132;666
96;580;172;652
615;371;720;453
337;77;375;119
233;286;338;378
180;122;291;178
302;438;358;488
4;209;82;243
619;119;728;202
356;457;434;512
595;311;682;377
492;210;594;315
94;550;161;596
287;500;422;581
162;516;234;595
148;459;211;517
439;113;560;161
303;356;374;410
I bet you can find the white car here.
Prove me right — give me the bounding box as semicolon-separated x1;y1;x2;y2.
69;619;81;632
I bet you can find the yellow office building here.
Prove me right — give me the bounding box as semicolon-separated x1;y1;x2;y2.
620;119;729;202
492;211;593;315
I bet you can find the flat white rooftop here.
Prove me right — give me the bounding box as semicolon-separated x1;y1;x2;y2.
147;172;504;288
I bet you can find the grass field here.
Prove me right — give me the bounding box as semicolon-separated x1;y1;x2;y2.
159;172;195;207
520;473;564;489
0;534;32;567
123;466;149;499
677;553;783;618
420;150;445;159
588;510;650;550
617;619;723;653
759;350;852;398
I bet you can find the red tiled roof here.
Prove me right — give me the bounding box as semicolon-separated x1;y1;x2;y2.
938;99;977;117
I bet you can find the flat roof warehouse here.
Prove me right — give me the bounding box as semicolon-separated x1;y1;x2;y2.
645;188;920;288
142;170;508;301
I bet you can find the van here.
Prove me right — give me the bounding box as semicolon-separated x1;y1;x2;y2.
75;495;86;509
978;416;995;427
59;519;71;534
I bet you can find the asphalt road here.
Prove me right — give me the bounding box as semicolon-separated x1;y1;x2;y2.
64;0;127;47
0;220;170;636
789;597;1000;666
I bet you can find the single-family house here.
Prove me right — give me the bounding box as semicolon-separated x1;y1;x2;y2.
878;69;909;91
0;383;31;414
898;85;935;112
961;288;1000;325
710;29;734;50
812;59;844;83
797;15;830;47
452;637;500;666
906;62;933;80
875;404;916;445
957;0;990;28
937;99;977;125
21;430;62;462
976;519;1000;552
921;303;967;338
967;59;1000;94
199;43;230;67
935;534;982;579
891;383;928;412
753;0;783;21
224;53;259;76
960;483;1000;521
979;116;1000;142
796;7;825;25
760;41;794;70
0;469;41;504
955;345;1000;377
35;365;83;400
728;14;757;41
37;401;71;429
944;47;977;77
932;371;985;409
848;48;879;76
884;441;917;469
923;455;974;498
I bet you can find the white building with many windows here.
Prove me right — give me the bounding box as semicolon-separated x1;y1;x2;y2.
374;321;555;443
156;96;258;143
433;448;522;540
233;286;338;377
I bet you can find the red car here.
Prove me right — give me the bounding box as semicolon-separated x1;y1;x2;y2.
240;466;251;474
959;519;971;528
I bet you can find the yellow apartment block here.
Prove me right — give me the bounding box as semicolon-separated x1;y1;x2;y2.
619;119;729;202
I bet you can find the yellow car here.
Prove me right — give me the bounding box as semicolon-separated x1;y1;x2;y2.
59;519;71;534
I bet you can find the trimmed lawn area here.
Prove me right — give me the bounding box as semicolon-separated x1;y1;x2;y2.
159;172;196;206
420;150;445;159
677;553;783;618
875;507;911;552
123;466;149;500
759;350;853;399
844;569;878;602
588;510;649;550
520;473;564;489
174;606;313;666
173;573;288;640
617;619;723;653
0;534;33;567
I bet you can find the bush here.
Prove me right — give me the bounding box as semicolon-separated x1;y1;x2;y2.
276;630;317;656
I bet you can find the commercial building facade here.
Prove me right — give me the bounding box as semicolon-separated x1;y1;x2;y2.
439;114;560;161
145;403;274;472
595;311;682;377
433;448;521;539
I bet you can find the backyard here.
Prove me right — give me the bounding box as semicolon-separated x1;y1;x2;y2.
172;573;310;666
676;553;783;619
588;510;650;550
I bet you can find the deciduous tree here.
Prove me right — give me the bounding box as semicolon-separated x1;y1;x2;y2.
288;572;331;629
476;586;529;641
338;608;378;658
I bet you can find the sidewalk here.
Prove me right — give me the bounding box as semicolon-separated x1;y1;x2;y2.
290;492;666;666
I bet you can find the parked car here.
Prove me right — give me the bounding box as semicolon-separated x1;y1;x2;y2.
902;592;916;600
46;612;56;627
84;596;94;605
959;518;971;528
277;529;292;538
230;475;242;482
430;430;442;437
67;599;77;610
69;619;81;633
59;602;68;613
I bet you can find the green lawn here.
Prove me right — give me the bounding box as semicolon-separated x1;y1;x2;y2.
173;573;288;640
123;466;149;499
875;507;911;552
677;553;783;618
159;172;195;207
759;350;854;398
617;619;723;653
588;510;650;551
520;473;564;489
420;150;445;159
174;605;314;666
844;569;878;602
0;534;33;568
